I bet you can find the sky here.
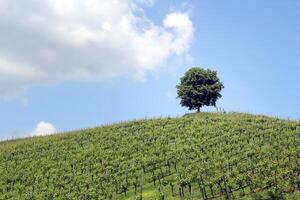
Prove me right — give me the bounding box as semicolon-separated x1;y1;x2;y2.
0;0;299;140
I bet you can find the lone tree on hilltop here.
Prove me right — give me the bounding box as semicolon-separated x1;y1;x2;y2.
176;67;224;112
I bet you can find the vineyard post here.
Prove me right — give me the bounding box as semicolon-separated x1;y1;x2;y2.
140;169;144;200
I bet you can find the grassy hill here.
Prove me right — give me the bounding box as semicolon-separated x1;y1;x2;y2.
0;112;299;200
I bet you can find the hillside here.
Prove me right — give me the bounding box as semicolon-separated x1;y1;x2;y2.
0;112;299;199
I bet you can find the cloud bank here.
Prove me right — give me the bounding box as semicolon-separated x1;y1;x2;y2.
0;0;194;97
30;121;56;136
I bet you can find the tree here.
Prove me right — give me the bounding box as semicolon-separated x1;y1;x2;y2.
176;67;224;112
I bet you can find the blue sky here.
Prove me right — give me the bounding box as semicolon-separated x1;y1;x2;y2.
0;0;299;139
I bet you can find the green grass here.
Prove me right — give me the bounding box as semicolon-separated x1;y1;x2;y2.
0;112;299;199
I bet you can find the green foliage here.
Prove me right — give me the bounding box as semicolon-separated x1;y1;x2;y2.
177;67;224;112
251;190;285;200
0;112;299;199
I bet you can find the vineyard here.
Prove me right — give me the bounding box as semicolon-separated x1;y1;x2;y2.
0;112;299;199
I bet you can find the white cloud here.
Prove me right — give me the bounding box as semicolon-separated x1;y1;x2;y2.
0;0;194;98
163;12;194;54
30;121;56;136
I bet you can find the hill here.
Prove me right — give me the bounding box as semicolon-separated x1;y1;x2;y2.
0;112;299;199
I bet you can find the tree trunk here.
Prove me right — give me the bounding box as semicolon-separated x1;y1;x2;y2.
197;107;200;112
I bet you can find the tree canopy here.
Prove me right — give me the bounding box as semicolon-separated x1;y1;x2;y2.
176;67;224;112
